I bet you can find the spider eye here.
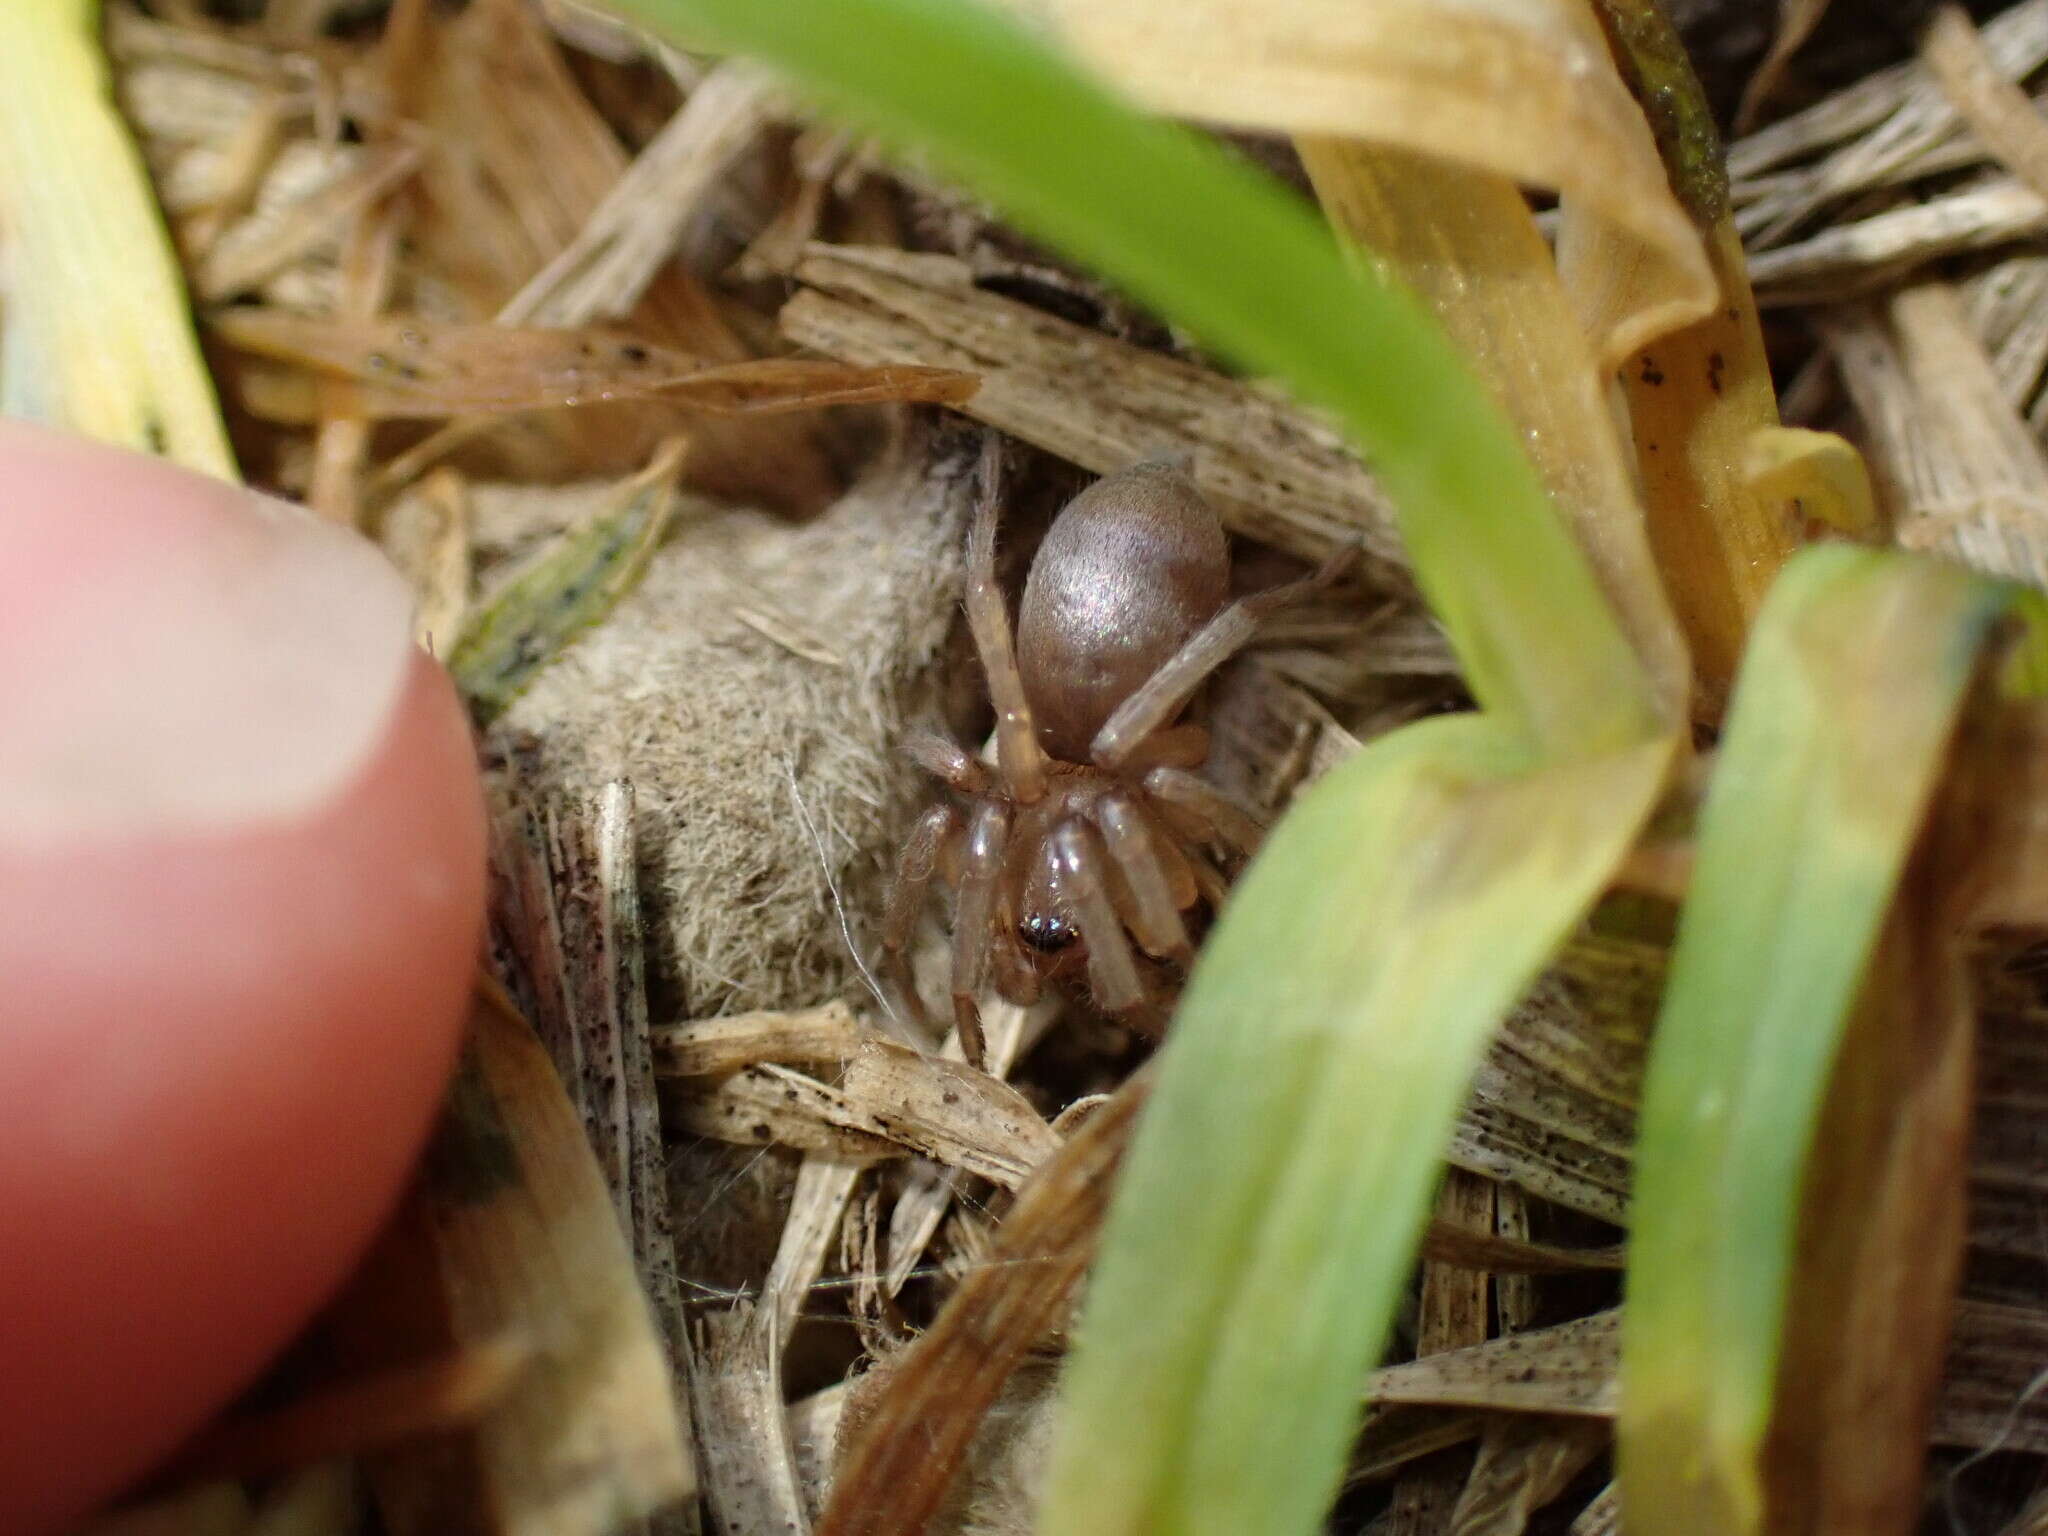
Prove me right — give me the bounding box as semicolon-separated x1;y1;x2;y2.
1018;912;1077;952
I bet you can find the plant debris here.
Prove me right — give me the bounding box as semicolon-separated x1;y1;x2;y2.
37;1;2048;1533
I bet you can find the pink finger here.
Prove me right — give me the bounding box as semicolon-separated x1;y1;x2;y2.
0;421;487;1533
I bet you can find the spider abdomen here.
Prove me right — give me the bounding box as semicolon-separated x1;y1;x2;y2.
1015;461;1229;761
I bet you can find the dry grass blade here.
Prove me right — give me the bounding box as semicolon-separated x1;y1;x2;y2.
1365;1301;2048;1455
1297;141;1689;720
1823;283;2048;588
540;781;695;1451
1963;253;2048;408
782;244;1394;569
999;0;1713;367
650;1001;866;1077
1386;1170;1494;1534
1372;1311;1623;1418
1925;2;2048;204
686;1152;869;1535
1735;0;1837;133
387;0;839;510
195;138;420;302
324;986;693;1536
1729;0;2048;178
1732;0;2048;248
1613;217;1800;717
1414;1225;1623;1276
819;1080;1147;1536
500;60;778;327
670;1046;1055;1190
211;309;976;419
1749;180;2048;297
1569;1481;1620;1536
689;1305;812;1536
1579;0;1804;714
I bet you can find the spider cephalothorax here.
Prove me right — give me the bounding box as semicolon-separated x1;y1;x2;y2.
882;438;1334;1066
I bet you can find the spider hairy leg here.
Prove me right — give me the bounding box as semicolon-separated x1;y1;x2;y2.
902;727;990;795
1115;723;1211;774
1094;793;1193;966
951;800;1011;1069
881;801;962;1028
1144;766;1268;859
965;435;1049;804
1050;819;1145;1013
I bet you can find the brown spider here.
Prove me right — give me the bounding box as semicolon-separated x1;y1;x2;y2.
882;438;1339;1067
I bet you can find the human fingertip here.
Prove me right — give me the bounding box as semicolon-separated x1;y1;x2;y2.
0;425;487;1532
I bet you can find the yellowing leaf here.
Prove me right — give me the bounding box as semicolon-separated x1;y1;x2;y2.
1001;0;1716;367
0;0;236;477
1622;544;2014;1535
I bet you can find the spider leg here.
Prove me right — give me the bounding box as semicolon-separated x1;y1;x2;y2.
902;727;991;795
1115;722;1211;775
1050;819;1144;1013
1183;840;1231;911
1089;547;1354;771
988;917;1044;1005
1094;793;1193;966
966;434;1050;804
881;801;963;1028
1144;765;1267;859
950;800;1011;1069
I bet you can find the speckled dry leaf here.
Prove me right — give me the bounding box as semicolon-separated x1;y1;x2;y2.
672;1045;1056;1191
331;989;694;1536
690;1305;811;1536
211;308;976;419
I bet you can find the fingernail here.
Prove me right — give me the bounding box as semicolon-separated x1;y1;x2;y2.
0;422;419;848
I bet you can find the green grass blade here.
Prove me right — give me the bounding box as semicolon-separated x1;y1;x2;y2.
1042;723;1674;1534
593;0;1657;754
0;0;238;479
1621;544;2011;1533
